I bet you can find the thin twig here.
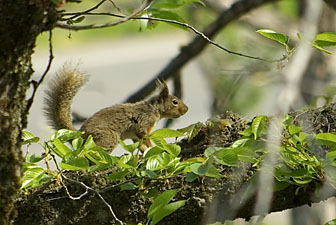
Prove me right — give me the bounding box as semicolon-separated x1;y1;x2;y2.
57;12;283;62
62;174;124;225
26;30;54;113
61;179;89;200
61;0;153;29
62;0;107;18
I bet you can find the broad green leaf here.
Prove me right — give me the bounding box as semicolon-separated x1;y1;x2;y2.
324;219;336;225
164;143;181;156
73;16;85;23
148;188;180;220
288;125;301;135
273;179;290;191
325;165;336;188
150;136;167;148
83;135;96;150
316;133;336;146
141;169;158;178
72;137;84;151
178;122;204;142
315;32;336;47
144;146;165;158
238;126;253;137
52;138;72;158
150;128;185;139
22;130;40;144
146;156;163;171
120;182;138;191
236;147;257;163
51;129;82;142
257;29;289;46
190;162;207;176
21;163;50;190
204;147;221;158
119;154;138;169
59;157;89;170
251;115;267;140
231;137;251;148
326;150;336;160
149;10;187;30
26;153;45;163
185;172;198;182
214;148;238;166
119;140;139;153
150;200;186;225
151;0;186;8
108;169;129;181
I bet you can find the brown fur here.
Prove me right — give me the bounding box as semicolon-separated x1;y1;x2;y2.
43;64;188;153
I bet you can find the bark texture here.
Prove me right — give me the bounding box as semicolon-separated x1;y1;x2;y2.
14;105;336;225
0;1;57;224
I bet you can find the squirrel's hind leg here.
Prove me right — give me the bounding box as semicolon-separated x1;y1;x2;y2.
83;128;120;153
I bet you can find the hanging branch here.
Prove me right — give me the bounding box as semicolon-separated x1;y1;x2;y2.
26;30;54;113
125;0;279;103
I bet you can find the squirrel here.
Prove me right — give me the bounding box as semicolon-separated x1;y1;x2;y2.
43;63;188;153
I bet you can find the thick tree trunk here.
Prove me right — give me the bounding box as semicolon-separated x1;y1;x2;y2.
0;1;57;224
13;105;336;225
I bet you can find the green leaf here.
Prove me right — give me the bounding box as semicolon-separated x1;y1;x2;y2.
238;126;253;137
72;137;84;151
108;169;129;181
204;147;221;158
144;146;165;158
21;163;50;190
324;219;336;225
26;153;45;163
326;150;336;160
52;138;72;158
149;10;187;30
325;165;336;188
51;129;82;142
119;154;138;169
251;115;267;140
213;148;238;166
315;32;336;47
150;128;185;139
190;162;207;176
150;200;186;225
178;122;204;142
73;16;85;23
148;188;180;221
151;0;186;8
185;172;198;182
22;130;40;144
288;125;301;135
256;29;289;46
119;140;139;153
83;135;96;149
164;144;181;157
236;147;257;163
59;157;89;170
315;133;336;146
120;182;138;191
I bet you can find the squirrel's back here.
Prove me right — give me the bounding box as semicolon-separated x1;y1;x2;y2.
44;63;87;131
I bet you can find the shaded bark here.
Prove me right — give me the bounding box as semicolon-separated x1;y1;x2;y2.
0;1;57;224
14;104;336;225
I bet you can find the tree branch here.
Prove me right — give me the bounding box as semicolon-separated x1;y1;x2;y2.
14;104;336;225
125;0;280;103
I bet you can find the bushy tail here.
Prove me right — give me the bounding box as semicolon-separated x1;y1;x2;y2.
44;63;88;131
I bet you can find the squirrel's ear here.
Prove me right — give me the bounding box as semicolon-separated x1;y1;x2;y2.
157;79;169;99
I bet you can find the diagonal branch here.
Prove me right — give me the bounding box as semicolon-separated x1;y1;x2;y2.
125;0;280;103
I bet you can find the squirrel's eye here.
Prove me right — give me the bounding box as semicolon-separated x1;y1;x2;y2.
172;99;178;105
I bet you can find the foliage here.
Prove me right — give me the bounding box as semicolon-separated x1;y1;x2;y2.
257;29;336;55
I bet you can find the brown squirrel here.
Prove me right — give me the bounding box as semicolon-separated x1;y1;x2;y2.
43;63;188;153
